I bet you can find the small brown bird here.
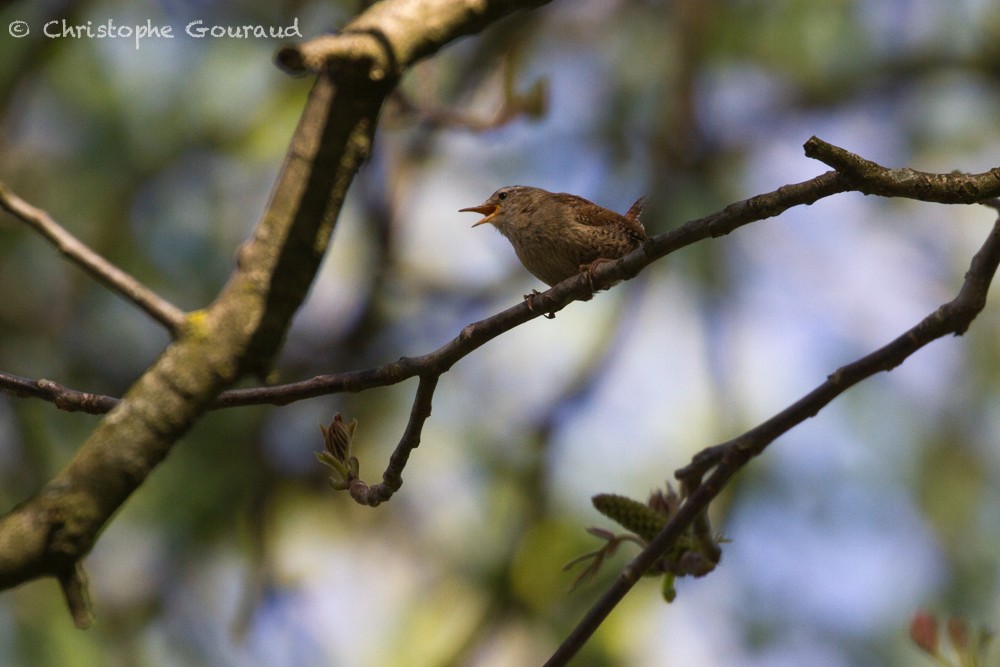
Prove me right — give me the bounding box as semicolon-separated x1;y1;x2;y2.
460;186;648;288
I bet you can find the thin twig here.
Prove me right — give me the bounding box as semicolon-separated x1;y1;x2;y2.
544;215;1000;667
346;374;440;506
0;182;186;334
0;372;119;414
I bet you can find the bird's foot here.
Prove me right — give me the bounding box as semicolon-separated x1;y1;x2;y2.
580;258;614;293
524;290;556;319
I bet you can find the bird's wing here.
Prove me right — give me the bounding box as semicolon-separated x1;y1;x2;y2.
550;192;648;240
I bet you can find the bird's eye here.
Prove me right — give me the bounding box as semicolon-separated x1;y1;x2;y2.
498;191;507;201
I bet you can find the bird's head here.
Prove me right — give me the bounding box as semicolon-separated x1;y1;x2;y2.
459;186;541;228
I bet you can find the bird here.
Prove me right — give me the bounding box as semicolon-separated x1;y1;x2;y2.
459;186;648;289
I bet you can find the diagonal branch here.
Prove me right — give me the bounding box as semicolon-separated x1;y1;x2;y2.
545;212;1000;667
0;168;853;415
0;182;186;334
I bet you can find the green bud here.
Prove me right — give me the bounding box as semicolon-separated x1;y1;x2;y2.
592;494;667;543
317;414;360;492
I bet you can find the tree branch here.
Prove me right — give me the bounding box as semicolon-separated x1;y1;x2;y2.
545;212;1000;666
0;372;119;414
805;136;1000;202
0;182;186;334
275;0;552;77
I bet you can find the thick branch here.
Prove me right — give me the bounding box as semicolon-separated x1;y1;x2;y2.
0;0;547;610
276;0;552;76
0;68;368;611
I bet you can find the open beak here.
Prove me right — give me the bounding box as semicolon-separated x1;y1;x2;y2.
459;204;500;227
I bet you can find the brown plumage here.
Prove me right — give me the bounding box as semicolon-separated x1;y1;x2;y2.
460;186;648;287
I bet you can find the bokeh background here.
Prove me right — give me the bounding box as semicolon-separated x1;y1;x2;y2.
2;0;1000;665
